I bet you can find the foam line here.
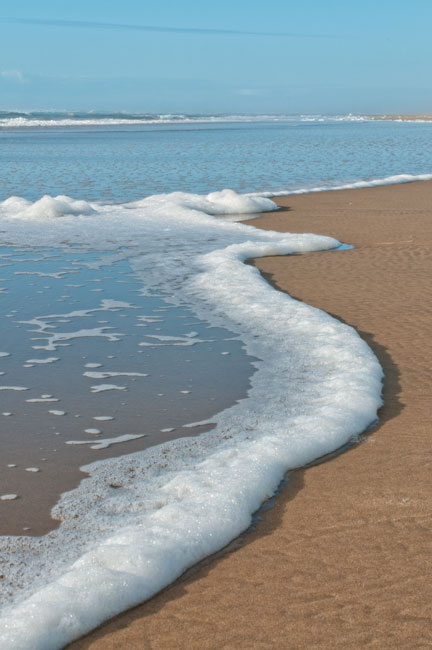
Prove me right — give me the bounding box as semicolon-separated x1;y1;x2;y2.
0;187;383;649
256;172;432;198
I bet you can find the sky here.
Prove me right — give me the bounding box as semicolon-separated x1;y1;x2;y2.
0;0;431;114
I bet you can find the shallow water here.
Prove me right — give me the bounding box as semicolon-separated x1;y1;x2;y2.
0;246;254;535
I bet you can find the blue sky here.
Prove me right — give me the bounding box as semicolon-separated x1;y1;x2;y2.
1;0;431;113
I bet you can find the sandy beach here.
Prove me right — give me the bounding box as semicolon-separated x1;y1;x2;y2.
68;180;432;649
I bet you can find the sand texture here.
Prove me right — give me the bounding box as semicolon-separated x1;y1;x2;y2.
69;181;432;649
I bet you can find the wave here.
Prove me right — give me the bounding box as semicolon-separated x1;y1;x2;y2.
2;111;432;129
0;188;382;649
0;111;370;128
253;172;432;200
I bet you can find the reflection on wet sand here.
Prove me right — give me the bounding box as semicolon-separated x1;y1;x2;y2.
0;246;255;535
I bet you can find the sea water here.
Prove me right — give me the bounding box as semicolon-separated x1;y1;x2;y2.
1;114;430;649
2;114;432;200
0;246;253;536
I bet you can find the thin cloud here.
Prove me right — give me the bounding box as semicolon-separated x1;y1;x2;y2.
1;17;338;39
0;69;25;82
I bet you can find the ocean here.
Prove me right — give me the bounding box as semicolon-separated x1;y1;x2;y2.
2;112;432;200
0;113;430;649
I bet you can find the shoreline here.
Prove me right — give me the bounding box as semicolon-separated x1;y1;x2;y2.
70;179;432;649
0;278;252;538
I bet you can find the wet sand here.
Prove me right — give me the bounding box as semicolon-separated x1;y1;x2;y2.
0;251;254;536
69;180;431;649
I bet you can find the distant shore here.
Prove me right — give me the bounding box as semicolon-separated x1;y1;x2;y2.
70;180;432;650
370;113;432;121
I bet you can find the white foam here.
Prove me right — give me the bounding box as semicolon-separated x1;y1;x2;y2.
48;410;65;416
18;299;133;351
128;188;275;217
0;113;371;129
66;434;145;450
14;271;66;279
0;494;18;501
0;352;10;357
40;299;135;320
182;419;212;428
136;315;163;322
26;398;59;403
257;172;432;198
93;416;114;421
83;371;148;379
0;386;28;391
139;334;211;347
25;357;59;364
90;384;127;393
1;195;95;220
30;327;123;352
0;187;382;649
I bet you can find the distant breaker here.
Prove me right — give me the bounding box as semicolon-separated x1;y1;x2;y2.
0;111;372;128
370;114;432;122
3;111;432;129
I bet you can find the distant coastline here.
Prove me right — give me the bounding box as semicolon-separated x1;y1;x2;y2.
370;114;432;122
1;111;432;128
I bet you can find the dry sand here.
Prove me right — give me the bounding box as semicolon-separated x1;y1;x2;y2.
69;181;432;649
